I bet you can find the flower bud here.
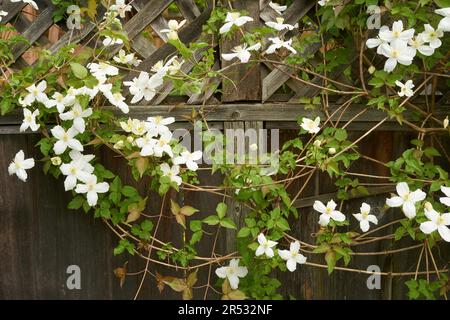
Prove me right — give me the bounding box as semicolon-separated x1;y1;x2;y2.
424;201;433;211
313;140;322;147
114;140;124;150
328;147;336;155
444;116;449;129
51;156;62;166
126;136;134;143
368;66;376;74
167;31;179;41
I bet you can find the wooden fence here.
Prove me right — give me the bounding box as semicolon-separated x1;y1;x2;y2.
0;0;449;299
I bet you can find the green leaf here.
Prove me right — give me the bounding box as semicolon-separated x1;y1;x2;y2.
68;196;84;210
220;217;237;229
237;227;251;238
190;220;202;232
325;250;336;274
203;215;220;226
216;202;227;219
70;62;88;79
122;186;139;198
276;218;290;231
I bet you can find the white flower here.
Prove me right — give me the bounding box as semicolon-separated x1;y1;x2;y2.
60;157;94;191
167;58;184;75
265;17;297;31
161;19;186;40
124;71;163;104
421;24;444;49
109;0;132;18
419;203;450;242
153;131;173;158
268;2;287;15
46;92;75;113
75;174;109;207
160;163;182;186
353;203;378;232
219;12;253;34
435;8;450;32
278;241;307;272
395;80;414;98
10;0;39;10
151;56;177;77
215;259;248;289
104;91;129;114
8;150;35;182
20;81;48;107
113;49;141;66
221;43;261;63
135;133;157;156
318;0;329;6
69;150;95;172
50;125;84;155
59;103;93;133
146;116;174;134
408;34;435;56
0;10;8;22
255;233;277;258
265;37;297;54
439;185;450;206
366;26;390;54
313;200;346;226
87;62;119;81
120;118;148;136
173;150;202;171
300;116;320;134
102;36;123;47
379;39;416;73
386;182;426;219
379;20;414;43
20;108;40;132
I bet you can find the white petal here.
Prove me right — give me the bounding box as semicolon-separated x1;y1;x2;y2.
313;200;326;214
438;226;450;242
420;221;438;234
402;201;416;219
53;140;67;155
215;266;227;279
386;196;403;207
286;259;297;272
396;182;410;197
330;211;346;222
360;220;370;232
228;275;240;290
86;191;98;206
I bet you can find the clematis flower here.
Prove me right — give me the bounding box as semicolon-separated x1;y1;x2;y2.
69;150;95;172
439;185;450;206
75;174;109;207
265;37;297;54
255;233;278;258
120;118;149;136
59;103;93;133
161;19;186;40
265;17;297;31
395;80;414;98
151;56;177;77
408;34;435;56
278;241;307;272
20;81;48;107
300;116;320;134
386;182;426;219
8;150;35;182
113;49;141;66
421;24;444;49
153;131;173;158
87;62;119;82
160;163;182;186
221;43;261;63
146;116;174;134
102;36;123;47
219;12;253;34
268;2;287;15
353;202;378;232
379;39;416;73
20;108;40;132
173;150;202;171
46;92;75;113
419;202;450;242
435;8;450;32
104;91;129;114
124;71;163;104
50;125;84;155
60;158;93;191
109;0;132;18
366;26;390;54
379;20;414;42
167;58;184;75
215;259;248;289
135;132;157;157
0;10;8;22
11;0;39;10
313;200;346;226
